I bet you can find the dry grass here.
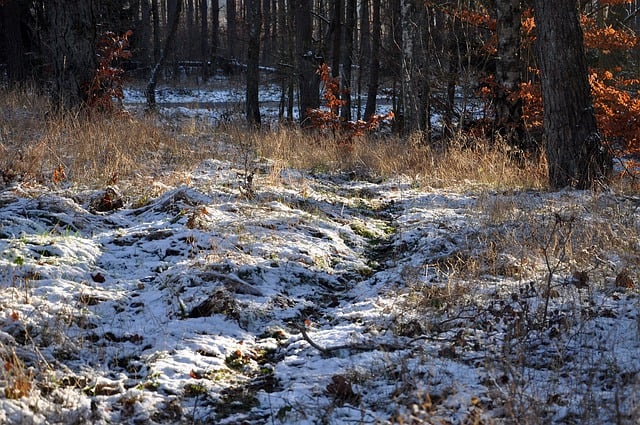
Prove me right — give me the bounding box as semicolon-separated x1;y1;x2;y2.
0;87;198;189
0;86;631;196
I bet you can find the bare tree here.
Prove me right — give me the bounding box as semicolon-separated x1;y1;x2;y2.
227;0;237;58
533;0;611;189
0;0;29;84
495;0;528;151
246;0;261;125
146;0;182;109
340;0;355;121
295;0;320;125
364;0;381;121
200;0;208;78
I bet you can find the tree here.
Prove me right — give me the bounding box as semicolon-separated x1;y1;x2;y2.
45;0;97;109
399;0;430;135
494;0;528;151
533;0;611;189
146;0;182;109
0;0;29;84
363;0;381;121
200;0;208;78
246;0;261;125
227;0;237;58
295;0;320;125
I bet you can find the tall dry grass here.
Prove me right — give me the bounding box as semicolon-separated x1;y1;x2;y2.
0;86;566;192
0;87;197;189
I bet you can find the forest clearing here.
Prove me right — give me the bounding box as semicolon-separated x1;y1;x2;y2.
2;1;640;423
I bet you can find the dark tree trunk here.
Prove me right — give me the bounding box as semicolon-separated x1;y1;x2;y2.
295;0;320;125
146;0;182;110
399;0;429;135
45;0;97;110
357;0;370;120
262;0;271;64
364;0;381;121
1;1;28;84
495;0;529;151
200;0;208;78
246;0;261;126
533;0;611;189
152;0;161;62
340;0;355;121
140;0;153;67
211;0;219;60
227;0;237;57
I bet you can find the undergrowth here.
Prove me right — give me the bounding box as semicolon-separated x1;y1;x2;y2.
0;87;551;193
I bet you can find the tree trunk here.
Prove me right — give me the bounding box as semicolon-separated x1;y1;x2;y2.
495;0;529;151
1;1;28;84
295;0;320;125
246;0;261;126
364;0;381;121
152;0;161;62
227;0;237;57
45;0;97;110
146;0;182;109
399;0;429;135
340;0;355;121
211;0;219;60
140;0;153;67
200;0;208;79
533;0;611;189
357;0;370;120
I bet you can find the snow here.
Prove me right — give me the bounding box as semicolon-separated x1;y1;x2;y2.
0;97;639;424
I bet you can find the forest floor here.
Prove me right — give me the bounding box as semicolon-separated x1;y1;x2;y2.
0;85;639;424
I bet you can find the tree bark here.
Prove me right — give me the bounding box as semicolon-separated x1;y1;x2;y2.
399;0;429;135
146;0;181;110
340;0;355;121
45;0;97;110
1;1;28;84
364;0;381;121
227;0;237;58
211;0;219;60
200;0;208;78
140;0;153;67
533;0;611;189
246;0;261;126
295;0;320;125
495;0;528;151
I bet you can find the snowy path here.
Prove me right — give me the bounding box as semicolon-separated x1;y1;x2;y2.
0;160;638;424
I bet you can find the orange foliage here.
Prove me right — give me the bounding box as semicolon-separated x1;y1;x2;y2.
589;70;640;153
581;16;639;51
306;64;393;148
85;30;133;113
499;11;640;160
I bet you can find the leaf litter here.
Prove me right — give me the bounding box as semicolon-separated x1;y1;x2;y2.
0;157;638;424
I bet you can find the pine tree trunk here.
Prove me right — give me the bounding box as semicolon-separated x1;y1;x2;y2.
46;0;97;110
340;0;355;121
295;0;320;125
146;0;181;110
495;0;528;151
533;0;611;189
246;0;261;126
200;0;208;78
1;1;28;84
227;0;237;58
364;0;380;121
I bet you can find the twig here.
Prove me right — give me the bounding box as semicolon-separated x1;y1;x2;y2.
291;323;379;355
